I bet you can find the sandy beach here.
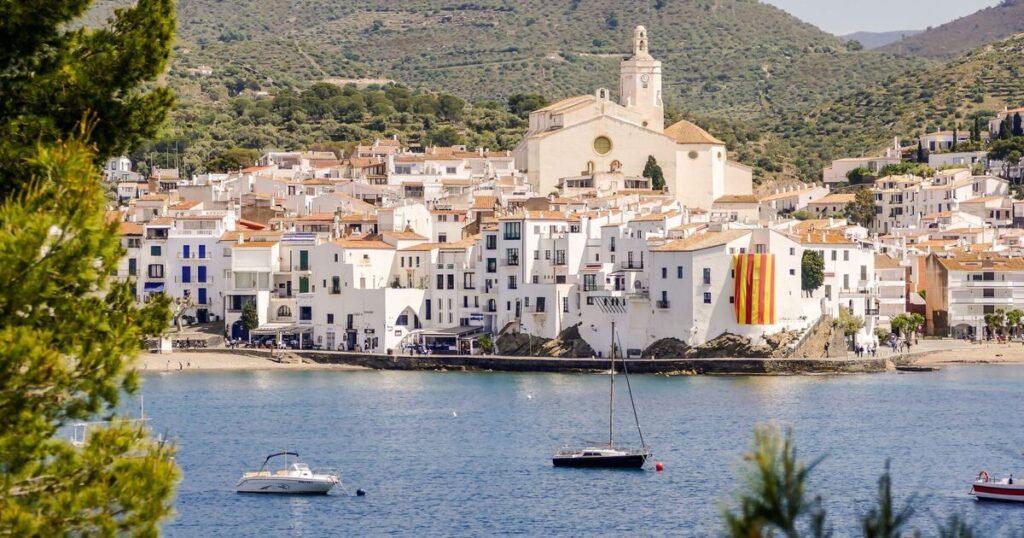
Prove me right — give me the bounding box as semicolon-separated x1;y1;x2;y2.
913;342;1024;366
136;351;366;372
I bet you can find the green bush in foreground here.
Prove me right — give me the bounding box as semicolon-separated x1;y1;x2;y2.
724;425;976;537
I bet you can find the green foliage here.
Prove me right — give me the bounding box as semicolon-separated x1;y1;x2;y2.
860;462;914;538
877;162;933;177
846;166;874;184
508;93;549;118
241;301;260;332
801;251;824;293
0;1;180;534
984;308;1008;336
642;155;665;190
877;0;1024;58
723;425;826;538
0;0;176;196
844;188;877;227
724;425;975;536
791;210;813;221
206;147;261;172
890;313;925;337
476;334;494;353
834;306;865;335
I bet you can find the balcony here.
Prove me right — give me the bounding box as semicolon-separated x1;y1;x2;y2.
177;253;212;260
656;300;670;309
839;287;878;298
865;308;880;316
620;261;644;270
502;258;520;267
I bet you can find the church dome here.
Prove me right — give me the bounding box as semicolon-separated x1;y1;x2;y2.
664;119;725;145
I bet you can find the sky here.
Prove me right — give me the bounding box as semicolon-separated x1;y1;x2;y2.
763;0;1001;35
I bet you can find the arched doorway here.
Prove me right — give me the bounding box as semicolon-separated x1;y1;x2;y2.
231;319;249;341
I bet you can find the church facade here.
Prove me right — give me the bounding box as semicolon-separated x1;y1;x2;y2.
513;26;752;209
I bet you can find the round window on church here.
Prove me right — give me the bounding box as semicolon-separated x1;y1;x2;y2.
593;136;612;155
688;150;699;159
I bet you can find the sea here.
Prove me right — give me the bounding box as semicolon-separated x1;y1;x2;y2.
138;365;1024;536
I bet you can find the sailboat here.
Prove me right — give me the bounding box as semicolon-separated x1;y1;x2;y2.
552;322;651;468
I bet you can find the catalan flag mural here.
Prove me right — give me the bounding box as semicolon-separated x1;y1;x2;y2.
733;254;776;325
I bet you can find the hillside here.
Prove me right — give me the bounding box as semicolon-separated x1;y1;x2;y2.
879;0;1024;58
759;33;1024;181
842;31;921;50
88;0;923;117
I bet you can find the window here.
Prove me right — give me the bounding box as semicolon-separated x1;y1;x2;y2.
401;257;405;268
983;288;995;298
534;250;539;260
277;306;292;318
545;250;551;260
439;233;447;243
503;222;521;240
555;250;566;265
843;250;850;261
843;274;850;290
609;237;616;252
531;275;539;284
463;296;469;307
729;296;734;304
327;313;334;324
486;235;496;249
831;251;837;261
789;248;795;256
506;248;519;266
463;273;474;289
702;268;711;285
396;314;409;326
425;300;431;320
299;250;309;271
536;297;546;313
299;307;312;321
703;292;711;304
983;304;995;314
128;258;137;276
299;277;309;294
562;297;569;313
677;266;683;279
147;264;164;278
437;274;444;290
583;274;597;291
661;267;667;279
331;276;341;294
508;275;517;289
447;274;455;289
593;136;612;155
789;269;795;276
150;245;161;256
198;245;206;259
445;166;457;174
197;266;207;283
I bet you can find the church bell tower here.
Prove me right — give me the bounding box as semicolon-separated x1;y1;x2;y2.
619;26;663;132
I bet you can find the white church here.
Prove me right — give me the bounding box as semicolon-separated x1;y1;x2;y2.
513;26;752;209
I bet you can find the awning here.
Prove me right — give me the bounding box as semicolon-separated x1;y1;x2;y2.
249;323;311;335
420;326;484;338
143;282;165;293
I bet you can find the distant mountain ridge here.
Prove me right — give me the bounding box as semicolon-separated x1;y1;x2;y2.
879;0;1024;58
842;30;921;50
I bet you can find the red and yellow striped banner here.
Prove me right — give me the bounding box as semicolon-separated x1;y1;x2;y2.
733;254;776;325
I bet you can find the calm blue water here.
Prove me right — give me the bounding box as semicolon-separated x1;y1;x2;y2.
139;366;1024;536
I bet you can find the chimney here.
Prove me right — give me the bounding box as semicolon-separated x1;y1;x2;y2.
237;232;244;245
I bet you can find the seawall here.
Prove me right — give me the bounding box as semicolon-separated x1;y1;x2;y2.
179;349;887;375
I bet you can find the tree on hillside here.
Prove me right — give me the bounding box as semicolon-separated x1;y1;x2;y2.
971;117;982;142
1000;116;1014;140
846;166;873;184
508;93;549;118
801;251;824;296
1014;112;1023;137
206;147;260;172
844;188;877;226
0;0;179;533
916;141;926;163
427;126;465;147
605;11;619;29
643;155;666;190
436;94;466;122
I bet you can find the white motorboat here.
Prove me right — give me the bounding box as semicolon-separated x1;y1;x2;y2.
236;452;340;494
971;470;1024;502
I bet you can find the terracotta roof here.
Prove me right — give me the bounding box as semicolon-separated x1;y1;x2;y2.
296;213;335;222
119;222;143;235
471;196;497;210
382;230;428;240
171;200;201;210
874;254;901;270
663;119;725;145
234;241;277;248
498;210;568;221
653;230;751;252
241;165;273;173
630;210;680;222
237;219;267;231
808;193;855;205
795;231;855;245
938;253;1024;272
713;194;760;204
333;239;393;250
399;242;441;252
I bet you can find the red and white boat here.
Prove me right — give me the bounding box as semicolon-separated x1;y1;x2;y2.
971;470;1024;502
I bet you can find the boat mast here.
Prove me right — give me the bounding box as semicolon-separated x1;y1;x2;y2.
608;321;615;447
618;331;646;449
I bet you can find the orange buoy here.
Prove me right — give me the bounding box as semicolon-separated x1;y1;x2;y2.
655;462;664;472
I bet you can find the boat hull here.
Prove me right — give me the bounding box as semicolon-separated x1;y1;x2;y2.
972;482;1024;502
552;453;648;469
235;477;337;494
